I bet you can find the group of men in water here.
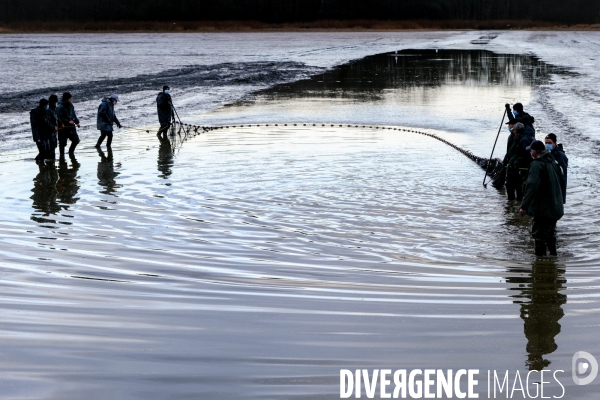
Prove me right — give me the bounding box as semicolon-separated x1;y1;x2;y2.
29;91;568;257
29;92;122;161
29;92;82;160
29;86;175;161
499;103;569;257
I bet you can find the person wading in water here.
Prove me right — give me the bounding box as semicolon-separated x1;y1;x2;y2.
56;92;81;157
95;94;122;148
156;86;174;141
519;140;565;256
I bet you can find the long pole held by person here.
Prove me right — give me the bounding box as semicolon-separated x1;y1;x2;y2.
483;108;507;188
169;101;191;138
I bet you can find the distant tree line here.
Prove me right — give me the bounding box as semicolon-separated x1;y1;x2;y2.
1;0;599;24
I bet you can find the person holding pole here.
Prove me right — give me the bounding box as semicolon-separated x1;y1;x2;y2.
156;85;174;141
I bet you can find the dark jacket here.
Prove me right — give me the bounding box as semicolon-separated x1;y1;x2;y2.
521;151;564;221
507;107;536;138
48;105;59;141
96;97;121;131
551;144;568;204
156;92;173;125
506;131;535;170
56;100;80;129
30;106;54;142
502;131;516;165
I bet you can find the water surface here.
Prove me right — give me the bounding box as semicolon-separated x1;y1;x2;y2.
0;41;599;399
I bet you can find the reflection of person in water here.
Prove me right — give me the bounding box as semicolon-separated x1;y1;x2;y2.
56;155;81;208
30;162;60;224
97;147;120;195
157;137;174;179
508;260;566;371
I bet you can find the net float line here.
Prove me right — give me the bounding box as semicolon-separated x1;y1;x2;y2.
168;121;502;177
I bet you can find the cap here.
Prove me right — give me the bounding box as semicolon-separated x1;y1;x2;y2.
110;94;119;102
513;102;524;112
511;122;525;132
526;140;546;152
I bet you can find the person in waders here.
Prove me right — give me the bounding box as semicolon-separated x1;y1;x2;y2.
519;140;565;256
30;99;56;163
47;94;59;160
544;133;568;204
95;94;122;148
505;122;534;201
493;120;516;189
156;86;174;141
56;92;81;157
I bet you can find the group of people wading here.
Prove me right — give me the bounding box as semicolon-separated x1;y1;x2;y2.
30;92;568;257
29;86;176;162
497;103;569;257
29;92;122;161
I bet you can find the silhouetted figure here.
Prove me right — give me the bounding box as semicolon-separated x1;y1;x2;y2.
30;162;60;224
95;94;122;148
96;147;120;195
47;94;59;159
56;92;81;156
519;141;565;256
29;98;56;162
156;85;174;141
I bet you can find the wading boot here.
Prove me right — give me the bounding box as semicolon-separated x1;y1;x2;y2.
534;240;547;257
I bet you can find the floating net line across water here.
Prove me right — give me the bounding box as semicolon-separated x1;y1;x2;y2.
150;121;504;185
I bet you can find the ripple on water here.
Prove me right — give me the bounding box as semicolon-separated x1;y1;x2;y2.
0;126;598;398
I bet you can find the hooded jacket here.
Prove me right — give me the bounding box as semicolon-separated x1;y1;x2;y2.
96;97;121;131
521;151;565;221
56;100;80;129
156;92;173;125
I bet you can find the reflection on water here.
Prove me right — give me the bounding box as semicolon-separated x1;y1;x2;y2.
30;162;60;224
213;49;572;158
259;49;570;101
30;157;81;225
508;261;566;371
157;138;174;180
56;155;81;208
97;147;120;196
502;204;567;371
4;125;599;399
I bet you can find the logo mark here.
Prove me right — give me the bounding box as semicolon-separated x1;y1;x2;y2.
572;351;598;385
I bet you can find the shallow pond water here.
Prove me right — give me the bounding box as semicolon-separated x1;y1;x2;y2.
1;40;599;399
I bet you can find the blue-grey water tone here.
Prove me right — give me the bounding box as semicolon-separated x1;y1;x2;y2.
1;32;599;399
